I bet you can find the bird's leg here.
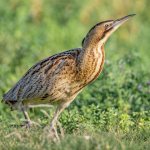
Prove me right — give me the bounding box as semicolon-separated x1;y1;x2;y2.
22;109;32;128
21;107;40;128
48;102;70;140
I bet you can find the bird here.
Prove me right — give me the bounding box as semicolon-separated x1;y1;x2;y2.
2;14;135;138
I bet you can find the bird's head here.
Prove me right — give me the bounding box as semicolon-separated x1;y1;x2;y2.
82;14;136;48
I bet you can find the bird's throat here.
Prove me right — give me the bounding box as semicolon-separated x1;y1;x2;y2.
78;44;105;83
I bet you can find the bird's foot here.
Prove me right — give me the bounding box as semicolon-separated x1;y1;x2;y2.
21;120;41;128
44;125;63;141
49;126;60;141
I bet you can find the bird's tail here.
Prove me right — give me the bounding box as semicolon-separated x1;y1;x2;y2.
2;93;17;106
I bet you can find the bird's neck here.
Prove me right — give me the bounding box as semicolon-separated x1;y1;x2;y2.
78;43;105;82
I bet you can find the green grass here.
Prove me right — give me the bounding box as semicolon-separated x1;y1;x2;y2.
0;0;150;149
0;126;149;150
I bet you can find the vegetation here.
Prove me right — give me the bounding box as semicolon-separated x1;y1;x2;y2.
0;0;149;149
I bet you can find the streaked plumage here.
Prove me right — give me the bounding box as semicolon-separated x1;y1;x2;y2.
3;49;81;105
3;46;104;107
2;14;135;138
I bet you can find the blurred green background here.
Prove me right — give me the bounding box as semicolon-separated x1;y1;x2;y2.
0;0;150;149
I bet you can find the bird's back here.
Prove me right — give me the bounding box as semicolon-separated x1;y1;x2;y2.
3;48;82;106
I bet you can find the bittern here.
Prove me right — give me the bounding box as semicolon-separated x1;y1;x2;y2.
2;14;135;137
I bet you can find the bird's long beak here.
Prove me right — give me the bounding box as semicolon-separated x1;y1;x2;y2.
112;14;136;29
99;14;136;44
103;14;136;43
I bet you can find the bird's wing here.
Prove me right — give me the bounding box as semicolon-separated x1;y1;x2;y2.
3;48;82;104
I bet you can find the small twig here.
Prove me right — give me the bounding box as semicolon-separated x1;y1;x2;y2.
57;121;64;138
40;110;50;118
28;104;54;108
5;131;22;141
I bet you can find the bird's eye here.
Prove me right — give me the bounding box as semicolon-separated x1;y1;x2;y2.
105;24;109;28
